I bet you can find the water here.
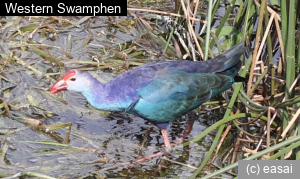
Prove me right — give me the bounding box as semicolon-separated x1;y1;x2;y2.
0;2;240;178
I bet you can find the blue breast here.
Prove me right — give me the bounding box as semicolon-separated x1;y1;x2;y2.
87;43;245;125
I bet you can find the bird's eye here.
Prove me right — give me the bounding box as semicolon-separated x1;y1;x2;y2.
70;78;76;81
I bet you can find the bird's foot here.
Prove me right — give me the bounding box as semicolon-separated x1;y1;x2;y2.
133;142;173;164
173;114;196;145
132;151;167;163
174;137;185;145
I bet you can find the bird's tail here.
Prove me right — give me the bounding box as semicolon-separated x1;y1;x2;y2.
215;42;247;80
234;75;247;82
218;60;242;77
202;42;246;74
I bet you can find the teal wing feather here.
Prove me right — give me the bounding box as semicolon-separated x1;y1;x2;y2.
128;69;234;123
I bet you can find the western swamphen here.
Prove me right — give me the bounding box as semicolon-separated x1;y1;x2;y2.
50;42;245;152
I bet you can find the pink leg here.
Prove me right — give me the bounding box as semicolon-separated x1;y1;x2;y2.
133;115;196;163
175;114;196;144
132;129;171;163
161;128;172;152
133;151;166;163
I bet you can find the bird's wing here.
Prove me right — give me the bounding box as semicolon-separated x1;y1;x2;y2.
127;68;234;122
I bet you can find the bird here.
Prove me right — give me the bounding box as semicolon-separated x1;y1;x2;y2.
50;42;246;152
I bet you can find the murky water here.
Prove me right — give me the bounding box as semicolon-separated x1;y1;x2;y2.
0;1;242;178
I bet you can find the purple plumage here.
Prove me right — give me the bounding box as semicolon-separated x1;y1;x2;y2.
50;42;246;151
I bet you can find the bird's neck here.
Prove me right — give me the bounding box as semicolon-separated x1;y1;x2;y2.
80;77;105;105
79;75;129;112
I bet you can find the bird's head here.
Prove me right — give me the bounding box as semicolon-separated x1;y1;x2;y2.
49;69;92;94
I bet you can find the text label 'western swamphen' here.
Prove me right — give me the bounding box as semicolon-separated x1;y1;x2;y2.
50;42;246;152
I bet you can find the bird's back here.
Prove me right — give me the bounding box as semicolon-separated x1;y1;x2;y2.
103;43;245;122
